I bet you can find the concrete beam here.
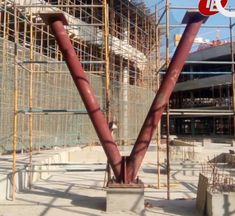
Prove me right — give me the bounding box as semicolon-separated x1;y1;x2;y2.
174;75;231;92
187;42;235;61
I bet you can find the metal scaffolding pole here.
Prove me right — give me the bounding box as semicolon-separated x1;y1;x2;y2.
103;0;112;180
18;5;103;8
170;6;235;10
156;4;161;190
12;6;19;201
230;15;235;140
103;0;111;122
28;8;34;189
21;61;105;64
165;0;170;200
160;71;232;75
185;61;235;64
167;24;229;28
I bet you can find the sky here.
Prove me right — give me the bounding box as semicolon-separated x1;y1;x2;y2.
143;0;235;42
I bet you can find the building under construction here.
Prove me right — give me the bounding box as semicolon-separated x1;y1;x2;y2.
1;0;235;215
0;0;158;153
169;42;235;137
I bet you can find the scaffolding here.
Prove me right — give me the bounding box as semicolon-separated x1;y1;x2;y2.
156;0;235;200
0;0;158;199
157;1;235;137
2;0;234;202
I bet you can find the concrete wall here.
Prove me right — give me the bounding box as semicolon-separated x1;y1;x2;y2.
0;148;75;200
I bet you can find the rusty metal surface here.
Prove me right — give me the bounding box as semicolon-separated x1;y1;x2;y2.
40;13;68;25
107;178;144;188
42;12;206;184
126;13;208;182
41;14;122;180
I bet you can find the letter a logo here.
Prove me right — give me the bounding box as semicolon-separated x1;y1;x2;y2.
206;0;218;12
199;0;228;16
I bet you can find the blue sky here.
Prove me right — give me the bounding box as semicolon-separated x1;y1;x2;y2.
144;0;235;41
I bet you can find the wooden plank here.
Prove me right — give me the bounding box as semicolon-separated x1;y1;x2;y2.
196;173;209;215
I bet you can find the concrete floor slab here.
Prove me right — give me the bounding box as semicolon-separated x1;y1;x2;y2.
0;163;200;216
0;144;234;215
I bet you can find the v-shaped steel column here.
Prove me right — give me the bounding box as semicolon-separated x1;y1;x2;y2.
40;13;122;181
40;11;207;183
126;12;208;182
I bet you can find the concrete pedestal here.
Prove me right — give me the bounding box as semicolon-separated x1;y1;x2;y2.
207;191;235;216
202;138;212;146
231;140;235;147
106;185;144;214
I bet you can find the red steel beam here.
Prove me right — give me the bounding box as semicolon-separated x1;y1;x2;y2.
40;13;122;180
126;12;208;182
41;12;207;184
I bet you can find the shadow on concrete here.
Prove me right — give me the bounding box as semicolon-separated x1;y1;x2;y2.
10;197;99;216
223;194;235;216
144;198;200;216
71;195;106;211
143;167;166;174
180;181;197;194
20;183;106;212
209;153;227;163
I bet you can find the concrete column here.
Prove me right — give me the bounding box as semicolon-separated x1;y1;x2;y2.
191;118;195;136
